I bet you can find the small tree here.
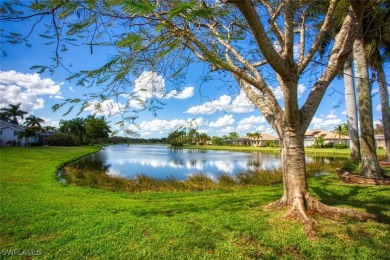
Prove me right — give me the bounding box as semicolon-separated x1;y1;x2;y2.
314;136;325;148
18;127;37;147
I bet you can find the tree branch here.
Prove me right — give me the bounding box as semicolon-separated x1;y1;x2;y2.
258;0;285;47
226;0;288;78
298;0;340;74
300;4;358;131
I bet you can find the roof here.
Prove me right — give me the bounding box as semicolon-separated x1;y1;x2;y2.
0;120;24;131
246;133;279;141
305;130;349;140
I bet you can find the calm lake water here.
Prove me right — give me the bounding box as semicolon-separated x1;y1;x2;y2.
68;144;347;180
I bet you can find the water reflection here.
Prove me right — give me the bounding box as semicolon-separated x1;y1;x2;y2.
68;144;346;180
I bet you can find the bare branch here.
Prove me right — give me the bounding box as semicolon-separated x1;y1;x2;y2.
227;0;288;78
258;0;285;46
283;0;295;61
298;13;306;64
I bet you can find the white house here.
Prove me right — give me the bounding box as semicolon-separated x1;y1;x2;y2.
0;120;42;146
0;120;26;146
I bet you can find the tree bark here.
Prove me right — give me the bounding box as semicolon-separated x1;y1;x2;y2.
343;61;361;161
353;26;383;178
377;65;390;161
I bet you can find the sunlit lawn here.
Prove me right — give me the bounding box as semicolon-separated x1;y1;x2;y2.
0;146;389;259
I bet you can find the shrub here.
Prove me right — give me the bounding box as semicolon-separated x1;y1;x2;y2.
335;143;348;149
48;133;78;146
323;142;334;148
266;141;276;147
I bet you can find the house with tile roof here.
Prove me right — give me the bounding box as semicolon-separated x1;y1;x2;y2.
245;133;280;147
304;130;349;147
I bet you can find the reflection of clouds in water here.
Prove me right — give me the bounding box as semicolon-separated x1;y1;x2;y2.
185;161;204;171
237;160;280;171
306;157;331;164
110;158;206;170
207;160;235;173
107;169;122;176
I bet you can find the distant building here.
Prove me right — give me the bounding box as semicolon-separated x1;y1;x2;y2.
246;133;280;147
304;130;349;147
375;134;385;149
228;137;251;146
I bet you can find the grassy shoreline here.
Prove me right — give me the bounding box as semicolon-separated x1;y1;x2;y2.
1;146;389;258
177;144;387;157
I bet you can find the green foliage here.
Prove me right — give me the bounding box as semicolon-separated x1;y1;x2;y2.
313;136;325;148
335;143;348;149
121;1;155;15
266;141;276;147
1;147;390;258
211;136;224;146
48;133;79;146
85;116;112;144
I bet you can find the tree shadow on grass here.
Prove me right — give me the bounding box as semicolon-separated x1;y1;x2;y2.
128;189;282;218
310;183;390;224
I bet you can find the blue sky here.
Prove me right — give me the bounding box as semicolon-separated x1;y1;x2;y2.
0;14;388;139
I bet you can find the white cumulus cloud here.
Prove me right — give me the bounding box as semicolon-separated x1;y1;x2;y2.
209;114;235;128
127;71;193;109
0;70;63;111
311;116;342;129
126;117;206;136
238;115;265;125
186;91;254;115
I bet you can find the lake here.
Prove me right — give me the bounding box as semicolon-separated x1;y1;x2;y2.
66;144;347;180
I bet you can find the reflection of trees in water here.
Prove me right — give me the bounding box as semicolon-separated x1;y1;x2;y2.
306;156;347;164
71;157;111;172
171;159;185;166
189;160;199;167
247;160;262;167
170;148;206;154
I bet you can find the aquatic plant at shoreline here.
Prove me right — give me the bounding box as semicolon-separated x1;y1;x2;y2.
61;160;347;193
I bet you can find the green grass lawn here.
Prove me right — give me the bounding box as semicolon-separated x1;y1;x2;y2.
0;146;389;259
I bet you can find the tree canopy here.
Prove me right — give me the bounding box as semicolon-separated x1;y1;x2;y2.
0;0;375;238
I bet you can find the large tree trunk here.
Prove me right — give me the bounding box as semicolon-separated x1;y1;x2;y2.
353;26;383;178
267;127;372;239
377;65;390;161
344;61;361;161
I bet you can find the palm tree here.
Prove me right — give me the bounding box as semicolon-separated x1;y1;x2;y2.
353;2;383;178
333;124;348;144
18;128;37;147
59;118;86;144
199;133;210;145
343;61;361;161
362;1;390;161
43;125;57;132
0;103;28;124
24;115;45;129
